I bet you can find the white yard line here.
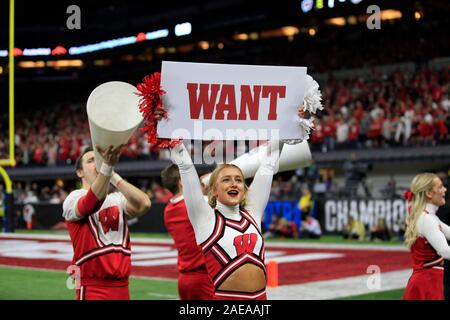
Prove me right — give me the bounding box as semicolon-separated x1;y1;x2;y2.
1;233;407;251
267;269;411;300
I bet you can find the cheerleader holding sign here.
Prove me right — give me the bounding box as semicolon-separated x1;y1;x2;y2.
137;62;322;300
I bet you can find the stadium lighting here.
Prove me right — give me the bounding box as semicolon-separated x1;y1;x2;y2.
177;43;195;53
347;16;357;25
175;22;192;37
316;0;324;9
13;48;22;56
46;60;83;67
136;32;146;42
415;11;422;20
325;17;346;26
380;10;402;21
68;29;168;55
146;29;169;40
249;32;259;40
69;36;136;55
301;0;313;13
51;46;67;55
18;61;45;68
234;33;249;41
23;48;51;56
282;26;300;37
0;27;170;57
155;47;166;55
198;41;209;50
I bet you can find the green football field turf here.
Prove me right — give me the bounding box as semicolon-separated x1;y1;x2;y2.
1;230;407;300
0;265;405;300
0;266;178;300
336;288;405;300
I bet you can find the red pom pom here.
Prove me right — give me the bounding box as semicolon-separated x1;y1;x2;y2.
136;72;181;149
403;190;413;202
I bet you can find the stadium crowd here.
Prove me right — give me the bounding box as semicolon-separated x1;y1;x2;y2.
312;67;450;152
0;66;448;166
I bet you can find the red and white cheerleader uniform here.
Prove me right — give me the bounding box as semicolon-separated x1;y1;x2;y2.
171;141;282;300
403;203;450;300
63;189;132;300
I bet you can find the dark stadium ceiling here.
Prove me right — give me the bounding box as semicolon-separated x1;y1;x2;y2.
1;0;447;48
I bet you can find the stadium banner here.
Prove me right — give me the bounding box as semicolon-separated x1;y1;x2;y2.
319;198;408;234
11;199;407;235
158;61;307;140
264;200;302;232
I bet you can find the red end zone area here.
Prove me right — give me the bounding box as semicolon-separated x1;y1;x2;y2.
0;235;412;285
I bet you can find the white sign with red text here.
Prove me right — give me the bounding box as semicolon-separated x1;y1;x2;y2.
157;61;307;140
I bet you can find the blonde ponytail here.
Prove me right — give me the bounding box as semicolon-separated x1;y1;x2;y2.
404;173;438;248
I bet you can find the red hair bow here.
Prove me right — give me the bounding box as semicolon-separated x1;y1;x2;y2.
404;190;413;201
136;72;181;149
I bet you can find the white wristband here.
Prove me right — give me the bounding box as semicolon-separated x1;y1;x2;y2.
100;162;113;177
110;172;123;188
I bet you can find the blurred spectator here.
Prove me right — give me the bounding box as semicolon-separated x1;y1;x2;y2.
343;216;365;240
398;221;407;242
369;218;391;241
322;115;336;152
300;215;322;239
0;187;4;229
151;182;173;203
23;191;38;204
343;154;359;197
336;115;349;149
380;176;397;198
49;192;62;204
395;107;414;146
298;186;312;216
343;153;372;197
265;215;297;239
22;203;35;230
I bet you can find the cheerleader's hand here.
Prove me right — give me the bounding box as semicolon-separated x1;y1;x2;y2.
281;73;323;145
298;105;306;119
281;104;314;145
170;141;192;167
154;109;165;121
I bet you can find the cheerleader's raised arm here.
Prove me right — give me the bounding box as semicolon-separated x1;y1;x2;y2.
418;204;450;259
245;140;284;225
170;142;216;244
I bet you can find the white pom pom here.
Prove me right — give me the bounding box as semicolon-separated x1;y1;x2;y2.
283;74;321;145
303;74;323;114
282;117;315;145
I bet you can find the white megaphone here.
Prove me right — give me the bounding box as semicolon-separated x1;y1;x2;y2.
86;81;143;170
201;140;312;185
